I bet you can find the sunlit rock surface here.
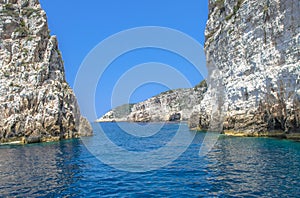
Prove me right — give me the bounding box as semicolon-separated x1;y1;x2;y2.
190;0;300;136
0;0;92;143
97;81;207;122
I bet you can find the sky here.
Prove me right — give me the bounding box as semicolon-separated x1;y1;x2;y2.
39;0;209;120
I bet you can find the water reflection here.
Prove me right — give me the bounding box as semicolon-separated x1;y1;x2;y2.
206;137;300;197
0;125;299;197
0;140;83;197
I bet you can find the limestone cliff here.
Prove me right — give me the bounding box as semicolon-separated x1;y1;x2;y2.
97;81;207;122
0;0;92;143
190;0;300;137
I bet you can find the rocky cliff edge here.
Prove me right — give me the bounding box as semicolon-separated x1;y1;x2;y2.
0;0;92;143
190;0;300;138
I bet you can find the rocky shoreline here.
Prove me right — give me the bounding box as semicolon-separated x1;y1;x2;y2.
189;0;300;136
97;81;207;123
1;0;298;144
98;1;299;139
0;0;92;144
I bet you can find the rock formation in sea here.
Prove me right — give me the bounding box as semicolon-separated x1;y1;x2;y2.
189;0;300;137
97;81;207;122
0;0;92;143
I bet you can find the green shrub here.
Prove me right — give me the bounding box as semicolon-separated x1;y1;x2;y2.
114;104;135;118
225;0;244;21
22;8;37;17
215;0;225;8
225;13;234;21
4;4;14;11
1;4;18;17
228;29;234;34
194;80;207;90
56;49;62;57
15;26;28;37
20;19;26;27
4;71;10;78
160;89;174;95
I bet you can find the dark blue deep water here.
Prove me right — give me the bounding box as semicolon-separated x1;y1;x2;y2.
0;123;300;197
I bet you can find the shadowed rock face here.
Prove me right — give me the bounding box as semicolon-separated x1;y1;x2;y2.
190;0;300;136
0;0;92;143
97;81;208;123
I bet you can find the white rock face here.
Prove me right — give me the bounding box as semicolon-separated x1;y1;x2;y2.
190;0;300;135
0;0;92;143
97;82;207;122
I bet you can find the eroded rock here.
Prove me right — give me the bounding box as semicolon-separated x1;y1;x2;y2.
0;0;92;143
97;81;207;123
190;0;300;136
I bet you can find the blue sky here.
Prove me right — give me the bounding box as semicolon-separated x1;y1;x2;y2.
39;0;209;119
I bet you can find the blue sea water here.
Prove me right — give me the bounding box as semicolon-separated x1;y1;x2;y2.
0;123;300;197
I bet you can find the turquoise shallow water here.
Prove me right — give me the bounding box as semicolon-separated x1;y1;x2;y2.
0;123;300;197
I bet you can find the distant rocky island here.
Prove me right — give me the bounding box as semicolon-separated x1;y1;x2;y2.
97;81;207;122
0;0;299;143
0;0;92;144
99;0;300;139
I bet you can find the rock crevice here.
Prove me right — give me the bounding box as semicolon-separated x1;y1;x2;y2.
190;0;300;137
0;0;92;143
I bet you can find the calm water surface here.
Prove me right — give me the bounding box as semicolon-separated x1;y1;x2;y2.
0;123;299;197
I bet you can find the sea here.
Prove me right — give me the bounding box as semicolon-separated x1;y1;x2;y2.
0;122;299;197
